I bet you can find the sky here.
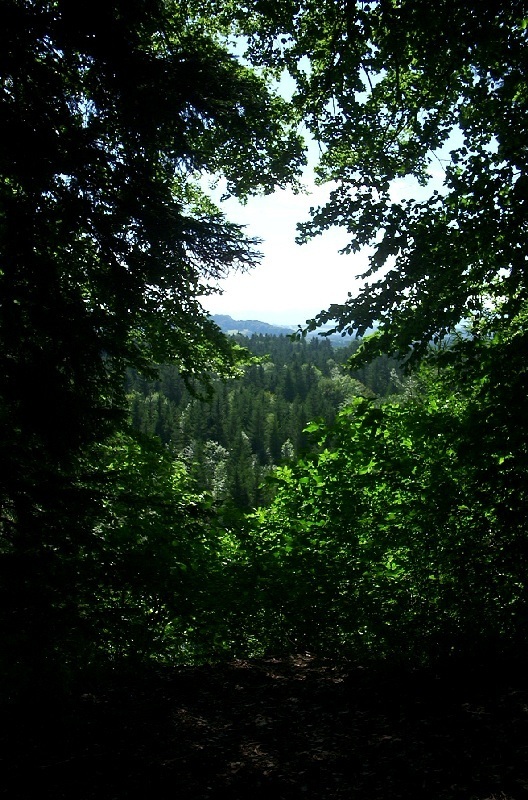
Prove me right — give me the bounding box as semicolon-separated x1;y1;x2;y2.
200;179;370;328
199;167;442;327
198;57;373;328
197;48;361;328
199;59;450;329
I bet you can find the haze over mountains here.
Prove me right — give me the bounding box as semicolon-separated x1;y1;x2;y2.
211;314;296;336
210;313;365;345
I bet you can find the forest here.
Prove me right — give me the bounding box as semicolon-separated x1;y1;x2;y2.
2;1;528;797
126;335;399;509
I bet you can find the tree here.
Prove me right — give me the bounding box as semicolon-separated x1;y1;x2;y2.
204;2;528;664
0;0;303;690
225;0;528;364
249;367;528;663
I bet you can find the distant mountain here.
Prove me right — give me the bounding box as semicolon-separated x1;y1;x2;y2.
210;314;363;346
211;314;296;337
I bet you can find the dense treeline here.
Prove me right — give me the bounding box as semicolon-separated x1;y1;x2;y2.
108;329;527;668
126;334;400;508
246;347;528;664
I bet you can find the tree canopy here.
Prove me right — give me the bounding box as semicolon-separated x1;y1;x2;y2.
1;0;304;412
221;0;528;364
0;0;303;690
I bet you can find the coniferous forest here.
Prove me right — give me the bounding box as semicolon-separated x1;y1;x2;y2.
2;2;528;797
126;335;398;510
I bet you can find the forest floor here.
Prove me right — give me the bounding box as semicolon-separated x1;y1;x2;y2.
3;653;528;799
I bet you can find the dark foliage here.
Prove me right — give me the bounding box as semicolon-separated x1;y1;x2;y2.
0;0;302;693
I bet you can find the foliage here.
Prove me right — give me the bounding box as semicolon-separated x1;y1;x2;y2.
247;352;528;663
190;0;528;666
126;334;398;509
0;0;303;692
3;0;528;687
219;0;528;367
0;424;272;687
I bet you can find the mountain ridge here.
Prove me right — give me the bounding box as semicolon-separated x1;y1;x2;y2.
211;314;297;336
211;313;359;346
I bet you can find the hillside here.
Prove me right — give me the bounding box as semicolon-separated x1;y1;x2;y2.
211;315;296;337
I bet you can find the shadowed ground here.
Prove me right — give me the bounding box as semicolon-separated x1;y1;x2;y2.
3;654;528;799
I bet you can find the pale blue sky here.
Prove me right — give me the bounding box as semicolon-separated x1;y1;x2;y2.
200;168;443;327
200;180;369;327
199;62;372;327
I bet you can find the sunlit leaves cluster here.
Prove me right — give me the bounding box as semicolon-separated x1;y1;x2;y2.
247;360;528;662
